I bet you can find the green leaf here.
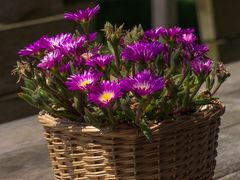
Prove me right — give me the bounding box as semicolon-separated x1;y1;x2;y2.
24;78;36;90
107;41;115;55
155;55;164;75
137;61;147;72
18;93;41;109
69;61;77;75
120;99;135;121
84;108;100;128
140;121;152;142
172;74;183;81
170;48;181;68
206;76;211;90
111;64;121;77
34;73;47;89
124;108;135;122
73;97;82;113
183;73;190;106
192;98;213;105
21;86;35;95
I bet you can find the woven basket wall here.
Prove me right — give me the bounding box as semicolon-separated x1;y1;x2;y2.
39;102;225;180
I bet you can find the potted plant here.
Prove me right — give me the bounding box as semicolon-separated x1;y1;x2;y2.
13;4;230;179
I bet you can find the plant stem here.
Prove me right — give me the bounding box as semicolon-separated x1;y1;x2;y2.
135;102;142;125
113;45;120;69
107;107;116;126
81;22;89;39
183;73;190;107
211;81;222;96
135;98;151;125
166;67;174;78
189;78;204;102
132;63;136;76
176;65;188;88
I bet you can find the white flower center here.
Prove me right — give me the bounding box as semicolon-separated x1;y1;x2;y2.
134;82;150;90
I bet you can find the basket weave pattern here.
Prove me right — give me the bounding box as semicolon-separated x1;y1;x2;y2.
39;103;225;180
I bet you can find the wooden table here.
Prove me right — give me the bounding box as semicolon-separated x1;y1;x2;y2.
0;61;239;180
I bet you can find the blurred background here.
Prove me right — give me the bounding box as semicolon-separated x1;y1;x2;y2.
1;0;239;122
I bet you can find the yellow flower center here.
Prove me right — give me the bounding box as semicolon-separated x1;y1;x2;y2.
81;52;93;61
79;79;93;87
99;92;115;102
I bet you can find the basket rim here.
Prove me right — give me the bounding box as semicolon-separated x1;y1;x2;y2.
39;101;225;137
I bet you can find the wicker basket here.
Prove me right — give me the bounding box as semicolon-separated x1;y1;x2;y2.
39;102;225;180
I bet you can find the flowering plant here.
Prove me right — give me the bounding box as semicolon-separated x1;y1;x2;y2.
13;4;230;140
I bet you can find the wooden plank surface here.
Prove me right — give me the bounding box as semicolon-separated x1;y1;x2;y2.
0;116;53;180
214;124;240;179
215;61;240;129
213;61;240;180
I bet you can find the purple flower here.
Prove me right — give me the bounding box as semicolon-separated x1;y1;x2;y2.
144;27;163;41
182;43;209;60
122;41;163;62
65;70;102;91
60;36;87;55
64;4;100;23
160;27;182;40
59;62;71;73
48;33;73;49
121;69;165;96
88;81;123;107
177;29;197;43
18;35;50;57
37;49;63;69
84;32;98;42
193;44;209;57
191;58;213;75
182;33;196;43
86;54;114;68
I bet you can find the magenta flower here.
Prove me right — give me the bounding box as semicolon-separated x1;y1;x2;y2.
193;44;209;57
18;35;50;57
183;43;209;60
86;54;114;68
60;36;87;55
175;28;197;44
121;69;165;96
191;58;213;76
84;32;98;42
88;81;123;107
122;41;163;62
59;62;71;73
64;4;100;23
65;70;102;91
160;27;182;40
37;49;63;69
181;30;197;43
48;33;73;49
144;27;163;41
